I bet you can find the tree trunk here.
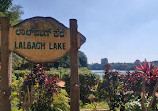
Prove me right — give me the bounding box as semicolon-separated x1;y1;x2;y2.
147;80;158;111
142;78;146;111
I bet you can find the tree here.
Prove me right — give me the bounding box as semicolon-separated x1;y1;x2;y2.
0;0;12;12
0;1;23;25
97;66;121;111
90;63;102;70
0;1;28;70
120;61;158;111
45;50;88;69
78;50;88;67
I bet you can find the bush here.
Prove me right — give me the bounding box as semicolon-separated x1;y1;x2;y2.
62;71;100;104
16;64;60;111
97;70;121;110
125;100;141;111
53;89;70;111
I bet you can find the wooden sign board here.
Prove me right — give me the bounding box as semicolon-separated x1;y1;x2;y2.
8;17;85;63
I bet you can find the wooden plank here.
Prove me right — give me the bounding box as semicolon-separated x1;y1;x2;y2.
1;17;12;111
70;19;80;111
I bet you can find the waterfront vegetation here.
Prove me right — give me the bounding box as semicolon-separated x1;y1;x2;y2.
3;61;156;111
10;66;100;111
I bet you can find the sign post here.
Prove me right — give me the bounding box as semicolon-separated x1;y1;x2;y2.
0;16;85;111
1;17;12;111
70;19;80;111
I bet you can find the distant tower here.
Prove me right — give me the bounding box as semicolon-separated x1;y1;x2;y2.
144;58;147;62
101;58;108;65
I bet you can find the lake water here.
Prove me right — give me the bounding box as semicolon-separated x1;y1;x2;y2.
91;70;127;77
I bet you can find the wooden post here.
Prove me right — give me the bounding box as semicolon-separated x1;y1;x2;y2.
70;19;80;111
1;17;12;111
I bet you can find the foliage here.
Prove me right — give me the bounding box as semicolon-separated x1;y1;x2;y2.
53;89;70;111
11;74;24;111
82;101;109;110
111;62;135;70
120;71;143;96
125;100;141;111
90;59;142;70
7;4;23;25
12;62;158;111
135;61;158;111
0;0;12;12
12;53;32;70
119;61;158;111
0;0;25;70
46;50;88;69
12;67;100;107
97;68;121;110
80;73;100;103
11;50;88;70
0;2;23;25
90;62;135;70
78;51;88;67
49;54;71;68
12;67;97;110
96;64;141;111
16;64;60;111
79;67;92;74
62;69;100;104
83;102;99;111
90;63;103;70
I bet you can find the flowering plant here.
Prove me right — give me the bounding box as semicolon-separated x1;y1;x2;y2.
18;64;62;111
120;61;158;111
135;61;158;111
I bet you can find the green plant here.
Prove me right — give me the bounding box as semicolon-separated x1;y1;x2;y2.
125;100;141;111
83;102;99;111
53;89;70;111
132;61;158;110
97;69;121;111
82;101;109;111
62;72;100;104
17;64;60;111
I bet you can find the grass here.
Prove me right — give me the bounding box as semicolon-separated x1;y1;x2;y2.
81;101;109;110
80;101;121;111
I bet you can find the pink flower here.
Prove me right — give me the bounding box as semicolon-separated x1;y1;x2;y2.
135;61;153;76
135;61;158;79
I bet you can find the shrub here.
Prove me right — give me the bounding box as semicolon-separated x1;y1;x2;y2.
97;69;121;111
18;64;60;111
53;89;70;111
62;72;100;104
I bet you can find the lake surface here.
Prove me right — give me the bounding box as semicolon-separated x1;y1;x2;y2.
91;70;127;77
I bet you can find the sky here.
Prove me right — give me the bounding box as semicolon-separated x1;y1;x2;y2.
13;0;158;64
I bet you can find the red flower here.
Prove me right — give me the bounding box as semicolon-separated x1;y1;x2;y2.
135;61;153;76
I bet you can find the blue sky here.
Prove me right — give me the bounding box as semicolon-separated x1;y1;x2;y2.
13;0;158;64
